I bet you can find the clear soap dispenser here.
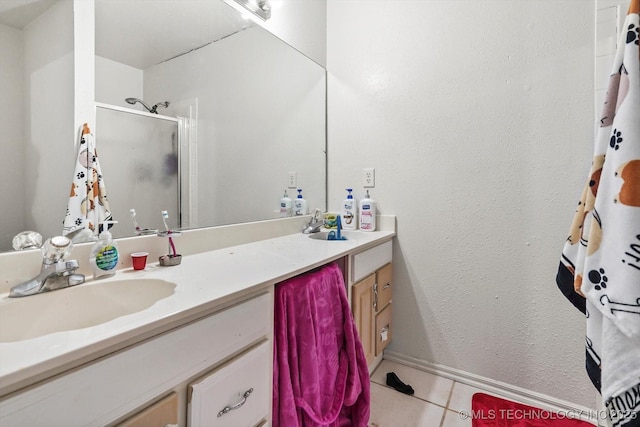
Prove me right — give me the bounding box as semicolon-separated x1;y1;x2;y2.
90;221;119;279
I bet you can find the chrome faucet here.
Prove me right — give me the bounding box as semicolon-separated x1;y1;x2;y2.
302;209;325;234
9;236;85;298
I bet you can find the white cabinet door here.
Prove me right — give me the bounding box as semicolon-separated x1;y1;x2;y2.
188;341;271;427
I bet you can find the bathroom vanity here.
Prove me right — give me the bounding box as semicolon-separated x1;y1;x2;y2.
351;242;393;369
0;216;395;426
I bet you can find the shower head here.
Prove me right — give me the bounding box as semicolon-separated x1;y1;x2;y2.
124;98;170;114
125;97;153;112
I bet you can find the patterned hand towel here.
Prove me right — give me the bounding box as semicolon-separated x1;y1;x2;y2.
62;123;113;241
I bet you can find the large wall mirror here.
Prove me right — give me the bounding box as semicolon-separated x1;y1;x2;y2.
0;0;327;252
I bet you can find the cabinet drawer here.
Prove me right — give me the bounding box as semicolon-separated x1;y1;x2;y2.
375;304;392;356
375;263;392;312
352;240;392;283
188;341;271;427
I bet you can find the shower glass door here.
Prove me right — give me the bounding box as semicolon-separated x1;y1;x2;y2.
95;105;181;238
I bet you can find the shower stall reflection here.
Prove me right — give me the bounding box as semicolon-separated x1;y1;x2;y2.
95;105;184;238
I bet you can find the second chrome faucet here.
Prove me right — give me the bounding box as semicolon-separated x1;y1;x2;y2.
303;209;325;234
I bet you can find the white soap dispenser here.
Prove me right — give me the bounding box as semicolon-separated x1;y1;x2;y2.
341;188;358;230
359;190;376;232
280;190;293;217
294;188;308;216
90;221;119;279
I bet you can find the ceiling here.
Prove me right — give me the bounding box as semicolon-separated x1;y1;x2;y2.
95;0;253;69
0;0;253;70
0;0;58;29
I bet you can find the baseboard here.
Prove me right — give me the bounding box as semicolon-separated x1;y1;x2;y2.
383;351;601;425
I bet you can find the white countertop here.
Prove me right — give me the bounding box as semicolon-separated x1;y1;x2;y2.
0;225;394;396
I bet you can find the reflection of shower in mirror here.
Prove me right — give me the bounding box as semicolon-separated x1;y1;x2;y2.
125;98;170;114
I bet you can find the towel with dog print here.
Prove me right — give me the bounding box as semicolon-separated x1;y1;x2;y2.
556;1;640;425
62;123;113;240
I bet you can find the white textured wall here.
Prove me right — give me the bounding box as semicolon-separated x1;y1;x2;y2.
327;0;596;407
95;56;143;107
23;0;75;242
0;24;25;250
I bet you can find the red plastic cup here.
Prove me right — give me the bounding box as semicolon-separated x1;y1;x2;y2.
131;252;149;270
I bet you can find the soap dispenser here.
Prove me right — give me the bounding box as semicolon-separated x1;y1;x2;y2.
341;188;358;230
90;221;119;279
280;190;293;217
359;190;376;232
294;188;308;216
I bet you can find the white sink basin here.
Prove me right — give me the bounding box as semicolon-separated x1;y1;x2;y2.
0;278;176;343
308;230;357;241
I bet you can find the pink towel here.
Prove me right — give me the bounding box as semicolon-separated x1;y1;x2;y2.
273;263;370;427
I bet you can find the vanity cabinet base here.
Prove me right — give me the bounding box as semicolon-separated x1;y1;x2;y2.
0;292;272;427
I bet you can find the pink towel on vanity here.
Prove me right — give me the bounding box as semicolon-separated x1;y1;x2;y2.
273;263;370;427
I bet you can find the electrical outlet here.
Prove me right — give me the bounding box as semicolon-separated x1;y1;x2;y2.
363;168;375;188
287;171;297;188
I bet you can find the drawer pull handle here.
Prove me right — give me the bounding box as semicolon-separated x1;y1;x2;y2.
383;283;391;289
373;283;378;311
217;388;254;417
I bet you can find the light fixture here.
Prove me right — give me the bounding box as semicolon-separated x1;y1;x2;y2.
231;0;271;20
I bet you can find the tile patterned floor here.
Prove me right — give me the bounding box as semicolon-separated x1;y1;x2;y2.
369;360;597;427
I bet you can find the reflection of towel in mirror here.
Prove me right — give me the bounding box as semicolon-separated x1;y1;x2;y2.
62;123;112;240
556;2;640;425
273;262;370;426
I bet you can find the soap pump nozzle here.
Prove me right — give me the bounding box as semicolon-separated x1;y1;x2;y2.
346;188;353;199
98;220;118;239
